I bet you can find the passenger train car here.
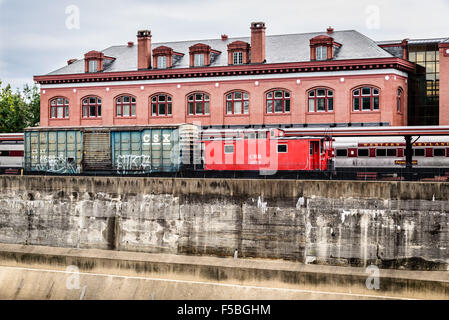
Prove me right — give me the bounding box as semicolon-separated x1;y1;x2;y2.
0;133;24;174
332;135;449;178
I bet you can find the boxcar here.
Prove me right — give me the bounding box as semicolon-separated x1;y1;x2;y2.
201;128;332;173
24;124;198;175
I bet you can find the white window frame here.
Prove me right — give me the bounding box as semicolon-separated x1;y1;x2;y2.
157;56;167;69
194;54;205;67
277;144;288;154
224;145;235;154
316;46;327;61
88;60;98;73
233;51;243;65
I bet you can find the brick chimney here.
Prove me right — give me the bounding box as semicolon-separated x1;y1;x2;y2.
137;30;152;70
327;27;334;35
221;34;228;41
250;22;266;64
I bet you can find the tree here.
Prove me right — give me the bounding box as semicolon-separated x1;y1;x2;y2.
22;84;40;128
0;80;40;133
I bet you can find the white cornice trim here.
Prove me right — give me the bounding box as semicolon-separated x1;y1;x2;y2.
40;69;408;89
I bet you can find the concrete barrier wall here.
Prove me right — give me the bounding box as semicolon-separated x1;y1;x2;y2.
0;176;448;270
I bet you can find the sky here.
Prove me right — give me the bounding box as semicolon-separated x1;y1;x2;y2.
0;0;448;90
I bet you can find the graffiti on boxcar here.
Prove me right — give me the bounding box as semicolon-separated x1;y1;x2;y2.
34;155;80;174
115;155;152;174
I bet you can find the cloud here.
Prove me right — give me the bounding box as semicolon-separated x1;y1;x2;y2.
0;0;449;87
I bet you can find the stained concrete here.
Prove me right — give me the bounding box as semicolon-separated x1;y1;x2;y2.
0;244;447;300
0;176;448;270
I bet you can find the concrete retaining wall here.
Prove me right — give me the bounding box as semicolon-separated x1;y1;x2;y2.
0;176;448;270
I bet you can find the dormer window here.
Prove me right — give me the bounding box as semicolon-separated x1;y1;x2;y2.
88;60;98;73
157;56;167;69
227;41;250;65
194;54;205;67
83;50;115;73
189;43;220;67
84;50;104;73
233;52;243;65
316;46;327;61
153;46;183;69
309;35;341;61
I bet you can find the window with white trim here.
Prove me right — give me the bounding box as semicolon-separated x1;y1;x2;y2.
233;52;243;65
353;87;380;111
194;54;204;67
226;91;249;115
277;144;288;153
266;90;291;114
188;93;210;115
316;46;327;61
82;97;102;118
88;60;98;73
308;88;334;112
224;145;235;154
151;94;172;117
116;96;136;117
50;98;69;119
157;56;167;69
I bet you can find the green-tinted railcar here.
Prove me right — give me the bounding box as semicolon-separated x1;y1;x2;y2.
24;124;198;175
24;129;83;174
112;128;181;174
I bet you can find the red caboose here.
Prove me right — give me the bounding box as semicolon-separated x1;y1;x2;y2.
201;129;332;173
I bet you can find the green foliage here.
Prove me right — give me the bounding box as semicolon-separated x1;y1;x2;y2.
0;80;40;133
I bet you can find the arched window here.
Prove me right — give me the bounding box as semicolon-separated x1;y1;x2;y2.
352;87;380;112
187;93;210;115
116;95;136;117
266;90;290;114
308;88;334;112
50;97;69;119
397;88;403;113
226;91;249;115
151;94;172;117
82;97;102;118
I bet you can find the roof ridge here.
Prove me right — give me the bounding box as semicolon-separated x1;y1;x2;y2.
103;29;360;50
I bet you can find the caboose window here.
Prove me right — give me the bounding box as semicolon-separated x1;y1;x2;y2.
353;87;380;111
358;149;369;157
277;144;288;153
336;149;348;157
224;145;234;154
434;149;446;157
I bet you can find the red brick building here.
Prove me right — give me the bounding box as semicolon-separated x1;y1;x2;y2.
33;22;448;129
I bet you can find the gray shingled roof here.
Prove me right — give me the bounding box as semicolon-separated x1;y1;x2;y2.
47;30;393;76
